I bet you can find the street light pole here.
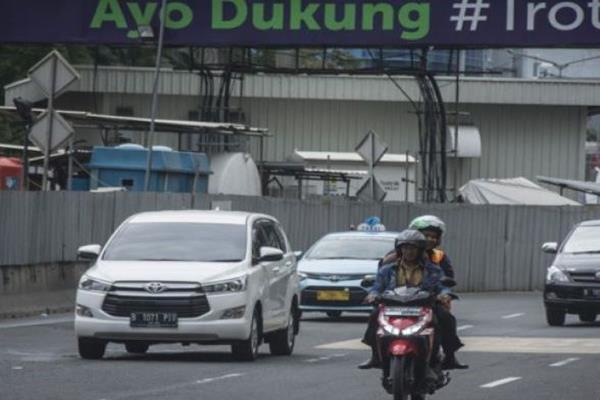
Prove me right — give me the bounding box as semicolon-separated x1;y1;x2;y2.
143;0;168;192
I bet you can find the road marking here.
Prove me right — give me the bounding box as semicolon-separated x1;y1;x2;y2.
101;373;245;399
501;313;525;319
480;377;522;388
317;337;600;354
304;353;347;363
457;325;474;331
0;317;73;330
549;357;580;367
11;366;23;370
197;373;245;384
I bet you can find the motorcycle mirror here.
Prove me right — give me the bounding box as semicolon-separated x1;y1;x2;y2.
361;275;376;288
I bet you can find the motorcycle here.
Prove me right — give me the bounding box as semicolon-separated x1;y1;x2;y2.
375;286;451;400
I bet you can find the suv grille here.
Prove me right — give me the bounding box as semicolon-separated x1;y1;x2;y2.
568;271;600;284
101;282;210;318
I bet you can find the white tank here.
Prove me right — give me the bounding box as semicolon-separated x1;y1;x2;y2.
208;153;261;196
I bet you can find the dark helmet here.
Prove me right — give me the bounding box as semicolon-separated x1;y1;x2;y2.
394;229;427;251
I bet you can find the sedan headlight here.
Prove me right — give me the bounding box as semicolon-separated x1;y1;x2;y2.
78;276;111;292
546;266;570;283
203;277;247;294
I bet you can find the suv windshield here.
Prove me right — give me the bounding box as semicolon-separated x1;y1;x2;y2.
562;226;600;254
103;222;247;262
305;236;394;260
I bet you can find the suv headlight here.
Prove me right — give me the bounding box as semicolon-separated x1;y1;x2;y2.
298;272;308;281
203;277;247;294
546;266;569;283
78;276;111;292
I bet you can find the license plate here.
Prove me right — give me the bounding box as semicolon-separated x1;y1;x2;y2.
584;289;600;298
316;290;350;301
130;312;178;328
384;307;422;317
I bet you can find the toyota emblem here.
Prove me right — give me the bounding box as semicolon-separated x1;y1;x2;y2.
145;282;167;294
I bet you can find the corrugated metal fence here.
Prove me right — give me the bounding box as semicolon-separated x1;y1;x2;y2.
2;192;600;291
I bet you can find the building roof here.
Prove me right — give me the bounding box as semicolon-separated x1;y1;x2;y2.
10;65;599;107
293;150;416;164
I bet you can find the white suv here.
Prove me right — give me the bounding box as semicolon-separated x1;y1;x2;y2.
75;210;300;361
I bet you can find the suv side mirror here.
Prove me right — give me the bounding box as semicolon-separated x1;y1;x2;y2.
259;247;284;263
78;244;101;260
542;242;558;254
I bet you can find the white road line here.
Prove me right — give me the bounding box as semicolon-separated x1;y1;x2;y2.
317;337;600;354
197;373;244;384
502;313;525;319
457;325;474;331
549;357;580;367
101;373;245;399
480;377;522;388
11;366;23;370
0;317;73;330
304;353;347;363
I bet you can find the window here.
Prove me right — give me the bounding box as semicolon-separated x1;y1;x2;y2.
562;226;600;254
262;221;284;251
252;222;269;260
103;222;247;262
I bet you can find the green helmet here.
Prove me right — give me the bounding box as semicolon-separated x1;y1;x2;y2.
409;215;446;236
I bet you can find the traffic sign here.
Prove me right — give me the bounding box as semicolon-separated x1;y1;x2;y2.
28;50;79;98
28;111;74;153
355;130;388;166
356;177;387;202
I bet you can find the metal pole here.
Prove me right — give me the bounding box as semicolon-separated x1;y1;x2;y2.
405;150;409;202
22;123;29;191
370;133;375;200
453;49;461;200
67;137;73;191
42;55;58;191
143;0;168;192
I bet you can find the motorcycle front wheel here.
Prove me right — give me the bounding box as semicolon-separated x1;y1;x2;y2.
390;356;418;400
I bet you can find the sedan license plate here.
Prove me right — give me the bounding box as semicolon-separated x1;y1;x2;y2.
130;312;178;328
316;290;350;301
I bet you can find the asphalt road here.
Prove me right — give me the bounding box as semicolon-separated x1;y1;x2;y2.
1;292;599;400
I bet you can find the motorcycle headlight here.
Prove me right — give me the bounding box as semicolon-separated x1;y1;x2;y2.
203;277;247;294
78;276;111;292
546;266;570;283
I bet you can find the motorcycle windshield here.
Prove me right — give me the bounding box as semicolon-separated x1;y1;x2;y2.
381;287;435;306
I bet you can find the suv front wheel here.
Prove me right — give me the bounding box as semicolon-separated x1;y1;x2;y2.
546;308;566;326
232;308;261;361
78;338;107;359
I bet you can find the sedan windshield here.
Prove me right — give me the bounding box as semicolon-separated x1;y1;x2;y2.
562;226;600;254
305;236;394;260
103;222;247;262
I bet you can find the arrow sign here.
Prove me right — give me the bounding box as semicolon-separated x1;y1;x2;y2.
28;50;79;98
355;130;388;166
356;177;387;202
29;111;74;153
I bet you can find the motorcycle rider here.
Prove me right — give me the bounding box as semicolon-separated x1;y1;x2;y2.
379;215;453;279
359;230;466;371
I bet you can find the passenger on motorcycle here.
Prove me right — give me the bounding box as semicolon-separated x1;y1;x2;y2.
359;230;466;371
